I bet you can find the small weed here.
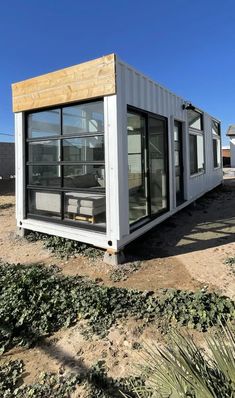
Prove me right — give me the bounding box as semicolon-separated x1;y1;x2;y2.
110;262;142;282
224;257;235;275
132;341;142;350
0;203;14;211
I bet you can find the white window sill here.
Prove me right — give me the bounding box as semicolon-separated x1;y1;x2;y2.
190;171;205;178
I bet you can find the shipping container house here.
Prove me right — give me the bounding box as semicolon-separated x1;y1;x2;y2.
12;54;222;263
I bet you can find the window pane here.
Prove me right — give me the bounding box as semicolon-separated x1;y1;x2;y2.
148;117;168;214
188;110;202;130
190;134;204;174
28;140;60;162
213;138;221;168
174;151;179;167
212;120;220;136
28;165;60;186
64;191;106;226
197;135;204;172
190;134;197;174
63;101;104;135
63;165;105;189
217;138;221;167
213;139;218;168
127;112;148;224
28;190;61;218
28;110;60;138
63;136;104;162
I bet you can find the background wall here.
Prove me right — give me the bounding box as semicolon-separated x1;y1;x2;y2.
0;142;15;178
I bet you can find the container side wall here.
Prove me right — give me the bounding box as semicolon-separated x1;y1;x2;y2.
116;58;223;249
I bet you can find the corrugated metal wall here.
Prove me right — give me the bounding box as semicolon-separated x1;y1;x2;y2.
116;58;222;244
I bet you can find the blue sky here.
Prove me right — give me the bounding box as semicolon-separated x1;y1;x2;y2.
0;0;234;145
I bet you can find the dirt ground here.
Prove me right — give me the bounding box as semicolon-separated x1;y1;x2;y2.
0;178;235;395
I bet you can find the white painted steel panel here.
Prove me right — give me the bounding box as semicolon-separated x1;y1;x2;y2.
116;56;222;247
20;218;109;249
15;113;25;223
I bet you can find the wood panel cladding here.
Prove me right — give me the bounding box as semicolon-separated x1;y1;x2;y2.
12;54;116;112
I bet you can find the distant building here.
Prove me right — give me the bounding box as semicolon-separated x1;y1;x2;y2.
222;146;231;167
227;126;235;167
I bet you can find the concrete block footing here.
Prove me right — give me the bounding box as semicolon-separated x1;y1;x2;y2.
103;250;126;266
16;226;26;238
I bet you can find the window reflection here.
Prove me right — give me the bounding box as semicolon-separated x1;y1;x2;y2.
63;165;105;189
28;110;60;138
28;140;59;162
188;110;203;130
28;165;60;186
128;112;148;224
63;102;104;135
63;136;104;162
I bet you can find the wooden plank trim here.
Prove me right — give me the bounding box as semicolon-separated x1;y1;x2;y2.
12;54;116;112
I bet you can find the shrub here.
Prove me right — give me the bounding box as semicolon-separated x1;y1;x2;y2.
128;324;235;398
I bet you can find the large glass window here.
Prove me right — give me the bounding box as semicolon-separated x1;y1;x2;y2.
190;134;204;174
188;110;204;175
26;100;106;230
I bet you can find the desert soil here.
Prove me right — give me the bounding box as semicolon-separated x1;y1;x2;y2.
0;177;235;396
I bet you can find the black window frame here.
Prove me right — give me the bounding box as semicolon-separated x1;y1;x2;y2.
188;109;203;131
127;105;169;232
212;119;221;169
188;109;205;176
25;98;106;233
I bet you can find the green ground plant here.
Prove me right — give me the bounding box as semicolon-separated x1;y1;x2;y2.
0;358;143;398
0;261;235;353
26;232;103;259
0;359;78;398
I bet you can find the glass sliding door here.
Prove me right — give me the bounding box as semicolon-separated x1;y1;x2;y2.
127;108;169;227
127;112;148;224
148;117;168;215
174;120;184;206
